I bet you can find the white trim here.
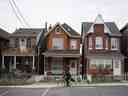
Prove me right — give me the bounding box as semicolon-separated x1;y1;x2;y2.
32;56;35;70
2;56;5;69
13;56;16;69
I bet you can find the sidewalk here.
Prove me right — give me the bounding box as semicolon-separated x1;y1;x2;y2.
0;82;128;88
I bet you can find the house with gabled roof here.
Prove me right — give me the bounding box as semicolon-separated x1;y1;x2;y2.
39;22;81;79
81;15;124;79
0;28;9;74
1;28;45;73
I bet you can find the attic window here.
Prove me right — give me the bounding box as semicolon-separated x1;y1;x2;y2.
56;27;60;32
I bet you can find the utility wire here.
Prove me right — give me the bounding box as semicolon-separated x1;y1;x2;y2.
9;0;25;27
11;0;30;27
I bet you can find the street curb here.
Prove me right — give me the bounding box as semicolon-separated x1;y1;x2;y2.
0;83;128;88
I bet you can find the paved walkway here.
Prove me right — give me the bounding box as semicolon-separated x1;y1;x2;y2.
1;82;128;88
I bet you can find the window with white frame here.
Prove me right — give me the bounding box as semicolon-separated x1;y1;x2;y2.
95;37;103;49
88;37;92;49
111;38;119;50
70;39;77;49
52;38;64;49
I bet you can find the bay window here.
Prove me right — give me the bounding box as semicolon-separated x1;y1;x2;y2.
95;37;103;49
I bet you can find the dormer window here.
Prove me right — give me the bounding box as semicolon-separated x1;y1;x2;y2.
95;37;103;49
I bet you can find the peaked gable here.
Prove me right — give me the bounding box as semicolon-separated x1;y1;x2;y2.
82;15;121;36
45;23;80;38
44;23;71;37
87;14;111;34
0;28;10;40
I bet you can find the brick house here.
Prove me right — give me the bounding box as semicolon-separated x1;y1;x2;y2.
81;15;124;78
1;28;44;73
39;23;81;79
120;24;128;75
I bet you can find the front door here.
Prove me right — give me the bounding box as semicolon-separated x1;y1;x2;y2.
69;60;77;79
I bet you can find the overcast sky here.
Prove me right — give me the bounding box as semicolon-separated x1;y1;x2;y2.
0;0;128;33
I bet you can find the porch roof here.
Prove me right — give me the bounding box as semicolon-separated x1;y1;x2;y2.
86;53;124;59
43;52;81;58
2;48;35;56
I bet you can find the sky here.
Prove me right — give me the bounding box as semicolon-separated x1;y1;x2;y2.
0;0;128;33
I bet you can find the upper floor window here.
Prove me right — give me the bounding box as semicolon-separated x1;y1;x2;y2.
70;39;77;49
27;38;31;48
20;38;26;48
52;38;64;49
15;38;19;48
88;37;92;49
95;37;103;49
111;38;119;50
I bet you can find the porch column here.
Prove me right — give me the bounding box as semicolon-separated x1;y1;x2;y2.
32;56;35;70
2;56;5;69
78;58;81;75
13;56;16;69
